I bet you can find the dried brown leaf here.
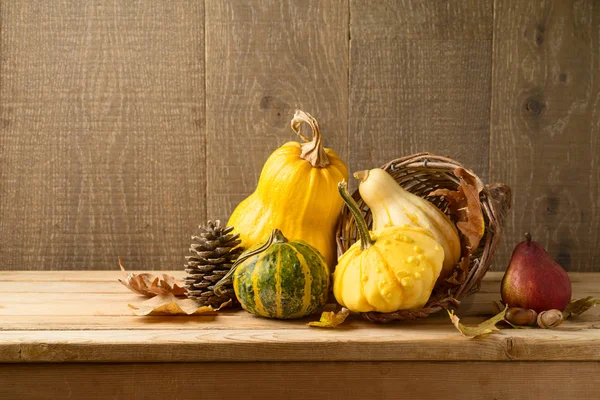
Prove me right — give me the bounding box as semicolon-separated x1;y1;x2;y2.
445;255;471;285
563;297;600;319
148;274;187;296
128;293;217;316
308;308;350;328
430;167;485;251
448;305;507;338
118;258;187;297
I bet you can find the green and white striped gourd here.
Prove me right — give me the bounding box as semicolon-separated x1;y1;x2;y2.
215;229;330;319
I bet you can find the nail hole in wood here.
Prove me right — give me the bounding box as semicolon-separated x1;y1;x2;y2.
559;72;567;82
535;32;544;46
260;96;272;110
546;196;559;216
525;97;545;116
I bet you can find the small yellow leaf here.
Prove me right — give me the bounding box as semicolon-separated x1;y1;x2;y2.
128;294;216;316
448;305;507;338
563;297;600;319
308;308;350;328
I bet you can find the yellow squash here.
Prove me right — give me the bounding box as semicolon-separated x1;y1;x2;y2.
333;182;444;313
227;110;348;267
355;168;461;282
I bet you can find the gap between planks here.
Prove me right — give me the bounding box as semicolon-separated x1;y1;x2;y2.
1;271;599;281
2;278;600;294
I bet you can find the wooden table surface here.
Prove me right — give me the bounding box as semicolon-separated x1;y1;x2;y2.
1;271;599;399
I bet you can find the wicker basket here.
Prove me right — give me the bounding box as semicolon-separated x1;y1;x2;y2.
335;153;512;323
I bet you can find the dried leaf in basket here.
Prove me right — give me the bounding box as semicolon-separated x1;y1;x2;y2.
448;305;507;338
563;297;600;319
430;168;485;285
308;308;350;328
128;293;230;316
429;167;485;251
118;258;187;297
446;256;471;286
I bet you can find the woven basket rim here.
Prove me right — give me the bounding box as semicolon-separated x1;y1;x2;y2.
335;153;511;323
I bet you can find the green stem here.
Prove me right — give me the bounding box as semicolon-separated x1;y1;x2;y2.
213;229;284;296
338;181;373;250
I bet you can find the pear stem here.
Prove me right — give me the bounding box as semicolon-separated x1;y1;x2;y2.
338;181;373;250
525;232;532;244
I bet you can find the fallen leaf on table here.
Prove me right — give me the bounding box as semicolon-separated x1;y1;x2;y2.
429;168;485;285
147;275;187;296
308;308;350;328
128;293;226;316
563;297;600;319
118;258;187;297
448;305;507;338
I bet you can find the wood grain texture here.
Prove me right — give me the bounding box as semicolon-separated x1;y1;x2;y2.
0;1;598;272
3;323;600;362
490;1;600;271
1;271;599;323
349;0;493;183
0;1;205;270
1;271;600;362
205;0;349;222
2;362;600;400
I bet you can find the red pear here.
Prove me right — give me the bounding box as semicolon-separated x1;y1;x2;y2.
501;233;572;313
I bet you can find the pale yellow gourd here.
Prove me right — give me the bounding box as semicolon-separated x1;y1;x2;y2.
333;182;444;312
227;110;348;267
355;168;461;281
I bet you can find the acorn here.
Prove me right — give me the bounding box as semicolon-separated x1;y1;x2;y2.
505;307;538;326
537;309;564;329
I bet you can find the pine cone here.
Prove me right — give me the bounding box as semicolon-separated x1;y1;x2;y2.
184;220;243;308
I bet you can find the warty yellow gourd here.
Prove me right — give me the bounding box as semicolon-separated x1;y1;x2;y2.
333;182;445;313
354;168;461;282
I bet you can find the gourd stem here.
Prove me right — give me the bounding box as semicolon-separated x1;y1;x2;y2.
272;229;288;244
213;229;282;296
290;110;330;168
338;181;373;250
353;170;369;182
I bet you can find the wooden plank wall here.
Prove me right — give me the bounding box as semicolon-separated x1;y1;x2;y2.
0;1;598;271
0;1;205;270
490;1;600;271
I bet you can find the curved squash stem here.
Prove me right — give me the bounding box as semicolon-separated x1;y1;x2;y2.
213;229;284;296
338;181;373;250
290;109;330;168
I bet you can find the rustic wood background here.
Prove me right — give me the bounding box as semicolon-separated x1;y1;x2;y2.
0;1;598;271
